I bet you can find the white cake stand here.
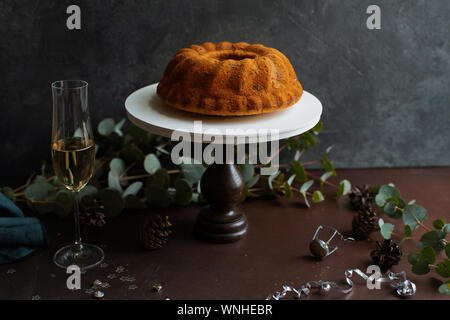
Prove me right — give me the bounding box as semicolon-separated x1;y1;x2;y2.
125;83;322;243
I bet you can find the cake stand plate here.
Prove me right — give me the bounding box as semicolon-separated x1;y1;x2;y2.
125;83;323;243
125;83;322;143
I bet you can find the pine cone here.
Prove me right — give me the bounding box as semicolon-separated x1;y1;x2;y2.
349;184;373;211
352;206;377;239
80;200;106;228
370;239;402;271
140;215;172;250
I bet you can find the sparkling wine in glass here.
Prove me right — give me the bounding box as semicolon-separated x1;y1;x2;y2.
51;80;104;270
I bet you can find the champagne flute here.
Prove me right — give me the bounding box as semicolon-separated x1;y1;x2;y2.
51;80;104;270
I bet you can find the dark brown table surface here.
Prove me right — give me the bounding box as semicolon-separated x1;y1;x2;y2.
1;168;449;300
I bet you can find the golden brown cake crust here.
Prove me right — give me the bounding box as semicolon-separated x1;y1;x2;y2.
157;42;303;116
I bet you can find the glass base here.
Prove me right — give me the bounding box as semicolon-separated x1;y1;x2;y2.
53;243;104;270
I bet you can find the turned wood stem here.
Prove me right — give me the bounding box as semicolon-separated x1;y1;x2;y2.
194;163;248;243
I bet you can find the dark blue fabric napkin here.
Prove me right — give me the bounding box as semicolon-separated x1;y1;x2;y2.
0;192;47;264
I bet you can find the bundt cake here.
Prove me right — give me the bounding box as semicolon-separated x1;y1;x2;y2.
157;42;303;116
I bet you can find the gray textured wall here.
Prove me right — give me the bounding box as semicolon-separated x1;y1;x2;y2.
1;0;449;177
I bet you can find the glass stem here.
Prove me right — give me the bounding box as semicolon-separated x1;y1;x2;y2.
73;191;82;250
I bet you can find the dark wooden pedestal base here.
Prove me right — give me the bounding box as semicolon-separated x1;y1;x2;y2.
194;163;248;243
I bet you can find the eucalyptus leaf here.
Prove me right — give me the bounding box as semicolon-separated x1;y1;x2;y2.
321;156;336;176
24;182;53;201
312;190;324;203
420;246;436;264
319;172;333;190
374;185;401;207
79;185;99;207
79;185;98;199
110;158;126;176
412;261;431;275
98;118;115;136
419;230;446;252
108;171;123;194
99;188;124;218
444;224;450;234
300;180;314;195
337;180;351;198
246;175;260;189
121;144;145;163
436;259;450;278
408;253;420;264
240;163;254;182
438;282;450;295
404;225;412;238
146;169;171;208
292;160;307;182
433;219;446;230
267;171;280;191
380;222;394;239
301;132;316;147
325;145;334;155
114;118;126;137
152;168;170;190
180;157;204;186
129;124;149;142
175;179;192;206
1;186;15;200
300;180;314;208
55;190;74;218
286;137;301;150
311;121;323;135
383;201;402;219
287;174;295;186
122;182;143;198
144;154;161;175
284;182;292;200
403;204;428;231
33;175;48;184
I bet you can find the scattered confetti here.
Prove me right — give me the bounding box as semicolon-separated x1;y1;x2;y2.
128;285;138;290
107;274;117;280
31;295;41;300
115;266;125;273
85;288;94;294
93;280;103;287
100;282;110;289
94;290;104;299
6;269;16;274
152;284;162;292
120;276;136;282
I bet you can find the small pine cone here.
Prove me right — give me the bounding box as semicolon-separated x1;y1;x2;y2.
140;215;172;250
370;239;402;271
352;206;377;240
349;184;374;211
80;211;106;228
